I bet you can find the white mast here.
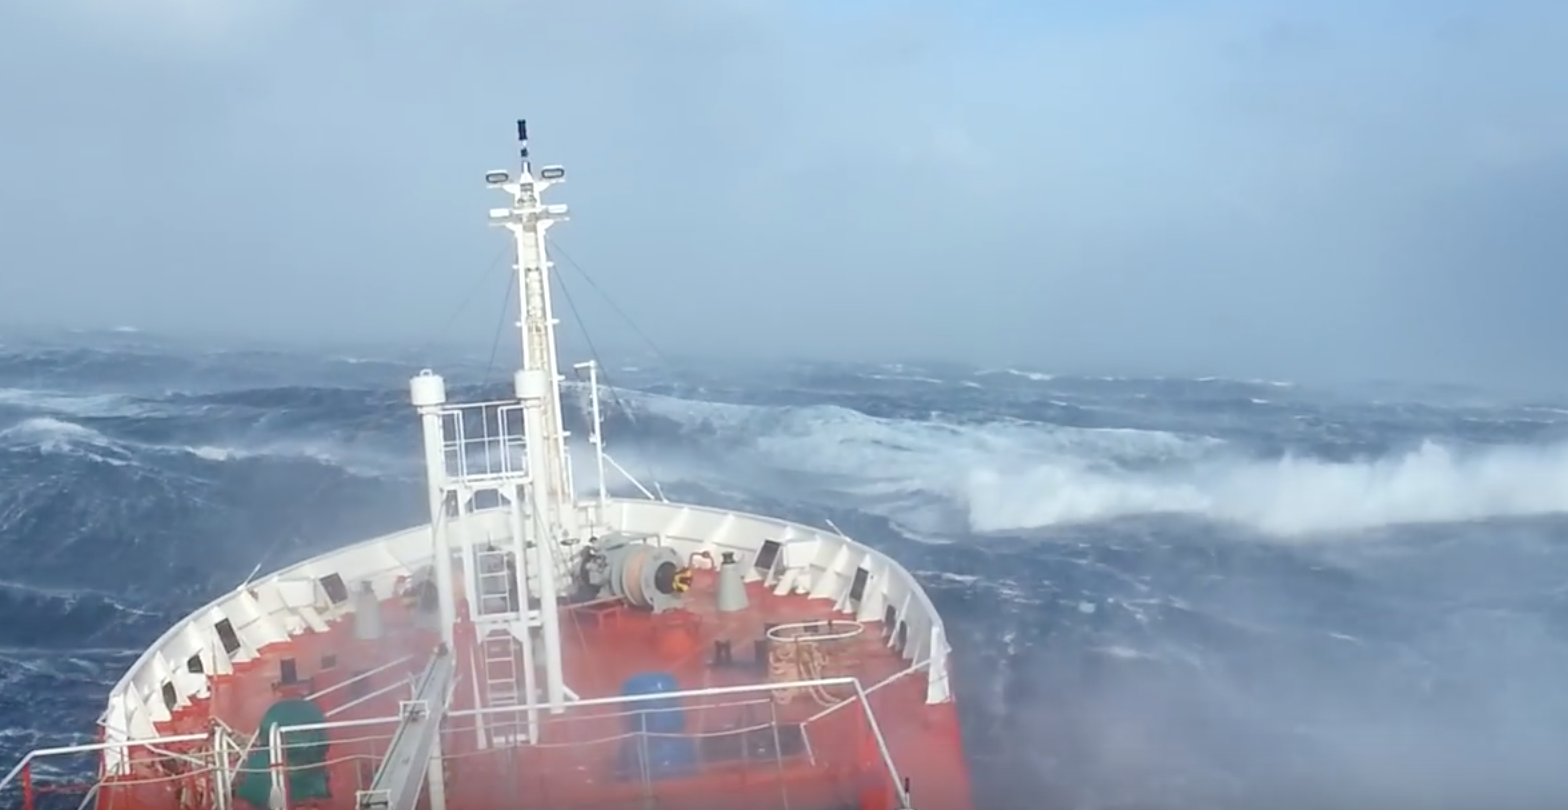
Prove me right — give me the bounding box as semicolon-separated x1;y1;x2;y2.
408;120;580;747
488;118;574;710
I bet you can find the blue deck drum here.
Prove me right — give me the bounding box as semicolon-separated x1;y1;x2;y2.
619;671;686;734
617;671;696;780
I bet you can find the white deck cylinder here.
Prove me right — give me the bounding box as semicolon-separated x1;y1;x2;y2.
353;581;384;641
716;552;749;613
410;370;447;407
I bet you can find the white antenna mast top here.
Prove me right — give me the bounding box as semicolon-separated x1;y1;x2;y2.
485;119;576;536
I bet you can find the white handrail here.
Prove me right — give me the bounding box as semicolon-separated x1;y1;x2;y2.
325;675;417;718
804;658;931;724
71;781;100;810
848;677;911;807
304;655;415;702
448;675;852;717
261;675;909;807
1;731;210;795
7;675;912;809
602;453;658;500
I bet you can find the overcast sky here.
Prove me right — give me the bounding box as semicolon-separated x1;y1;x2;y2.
1;0;1565;386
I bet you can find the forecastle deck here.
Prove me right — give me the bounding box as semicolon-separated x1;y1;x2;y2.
1;498;974;810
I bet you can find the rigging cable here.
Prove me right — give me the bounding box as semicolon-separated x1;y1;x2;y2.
482;268;519;387
243;243;511;590
420;243;510;365
546;240;665;356
546;238;669;495
238;467;348;589
543;252;655;686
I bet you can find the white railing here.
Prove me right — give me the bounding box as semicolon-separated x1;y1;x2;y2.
803;658;932;727
452;674;905;799
0;671;419;810
304;655;415;705
263;675;910;810
438;400;529;482
1;730;222;810
5;672;921;810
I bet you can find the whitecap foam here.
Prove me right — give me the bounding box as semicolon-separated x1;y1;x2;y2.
612;388;1568;538
0;417;133;465
175;438;412;478
977;368;1055;382
966;439;1568;536
0;388;140;418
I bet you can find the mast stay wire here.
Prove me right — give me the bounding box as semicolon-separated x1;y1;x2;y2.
243;243;514;591
546;239;665;359
482;268;519;387
545;237;672;498
420;243;511;366
548;237;843;540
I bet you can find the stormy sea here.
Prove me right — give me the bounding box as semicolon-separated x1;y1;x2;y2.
4;329;1568;810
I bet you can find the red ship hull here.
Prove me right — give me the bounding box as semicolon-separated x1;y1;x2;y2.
17;570;972;810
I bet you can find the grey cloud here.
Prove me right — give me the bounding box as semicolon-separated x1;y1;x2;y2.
1;0;1564;390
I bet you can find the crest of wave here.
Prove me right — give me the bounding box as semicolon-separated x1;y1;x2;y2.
605;389;1568;538
967;439;1568;536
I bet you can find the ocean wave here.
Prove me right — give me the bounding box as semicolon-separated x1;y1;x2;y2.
598;387;1568;537
963;439;1568;535
5;342;1568;806
7;357;1568;540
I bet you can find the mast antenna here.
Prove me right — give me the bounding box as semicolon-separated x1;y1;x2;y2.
517;119;531;174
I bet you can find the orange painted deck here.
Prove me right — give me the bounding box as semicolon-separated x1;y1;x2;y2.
35;569;973;810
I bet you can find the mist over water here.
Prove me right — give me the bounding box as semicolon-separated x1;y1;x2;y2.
4;336;1568;808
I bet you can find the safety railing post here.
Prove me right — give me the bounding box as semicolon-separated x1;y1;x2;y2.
767;697;790;805
268;725;289;810
211;723;232;810
20;761;32;810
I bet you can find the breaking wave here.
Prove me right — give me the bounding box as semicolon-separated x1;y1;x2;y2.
606;388;1568;538
9;370;1568;541
962;438;1568;535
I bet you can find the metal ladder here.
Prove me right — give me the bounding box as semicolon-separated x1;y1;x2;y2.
478;629;525;746
474;547;516;617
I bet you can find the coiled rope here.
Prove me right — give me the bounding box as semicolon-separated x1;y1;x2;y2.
766;620;864;706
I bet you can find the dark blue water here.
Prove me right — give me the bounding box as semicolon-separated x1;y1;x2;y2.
5;331;1568;809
